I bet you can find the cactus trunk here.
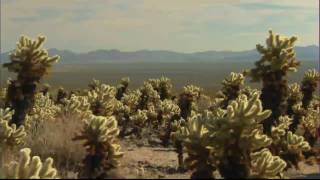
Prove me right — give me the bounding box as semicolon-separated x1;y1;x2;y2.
261;71;288;134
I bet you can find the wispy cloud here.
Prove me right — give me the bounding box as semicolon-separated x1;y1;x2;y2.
1;0;318;53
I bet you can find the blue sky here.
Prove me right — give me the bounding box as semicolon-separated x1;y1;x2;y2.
1;0;318;53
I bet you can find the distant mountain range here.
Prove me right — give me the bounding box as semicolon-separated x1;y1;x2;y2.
1;45;318;64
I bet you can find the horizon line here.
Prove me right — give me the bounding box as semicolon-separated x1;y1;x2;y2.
1;44;319;55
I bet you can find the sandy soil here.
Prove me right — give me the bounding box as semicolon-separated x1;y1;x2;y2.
115;140;320;179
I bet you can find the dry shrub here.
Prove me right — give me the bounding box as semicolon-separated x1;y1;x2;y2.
25;113;85;178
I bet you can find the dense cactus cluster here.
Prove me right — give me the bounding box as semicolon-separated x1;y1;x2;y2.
0;31;318;179
172;92;290;178
25;93;60;130
87;79;117;116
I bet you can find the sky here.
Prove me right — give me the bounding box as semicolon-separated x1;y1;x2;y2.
1;0;319;53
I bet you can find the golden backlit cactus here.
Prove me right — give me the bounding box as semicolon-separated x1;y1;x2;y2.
301;69;320;108
160;100;181;123
0;108;13;121
172;92;280;179
0;108;26;147
271;116;292;143
129;109;148;138
130;109;148;126
300;107;319;139
270;115;310;169
147;77;173;100
121;90;141;111
287;83;303;119
252;30;299;77
296;103;319;149
207;92;273;178
58;94;91;120
3;35;60;126
137;82;161;110
159;100;181;146
286;131;310;153
4;148;58;179
217;72;245;108
250;30;300;134
178;85;202;119
25;93;60;129
288;83;303;107
250;148;287;179
172;113;216;178
87;80;117;116
73;115;123;178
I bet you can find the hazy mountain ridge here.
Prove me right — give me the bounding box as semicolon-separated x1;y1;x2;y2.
1;45;318;64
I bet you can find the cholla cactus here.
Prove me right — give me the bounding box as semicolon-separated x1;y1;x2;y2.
87;80;117;116
0;108;26;147
286;131;310;153
137;82;161;110
178;85;202;119
160;100;181;123
158;100;181;146
270;116;311;169
250;148;287;179
282;132;310;169
207;92;273;178
297;105;320;149
271;116;292;143
217;72;245;108
3;35;60;126
287;83;303;113
250;30;300;134
301;107;319;139
301;69;320;108
286;83;304;132
58;94;91;120
129;110;148;138
116;77;130;100
121;90;141;111
4;148;58;179
0;108;13;121
173;92;281;179
172;113;216;178
147;77;173;100
116;90;141;137
25;93;60;129
73;115;123;178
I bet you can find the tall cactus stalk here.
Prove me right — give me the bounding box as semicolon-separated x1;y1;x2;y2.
3;36;60;126
301;69;320;108
250;30;300;134
116;77;130;100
